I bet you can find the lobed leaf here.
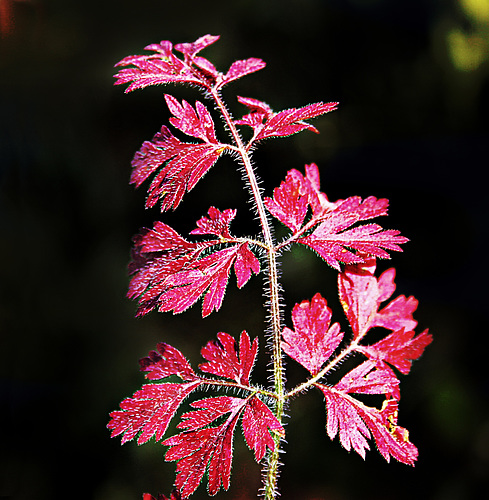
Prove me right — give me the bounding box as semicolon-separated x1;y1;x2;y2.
139;342;197;382
114;34;265;93
338;259;419;340
163;397;246;497
108;381;200;445
358;328;433;375
199;331;258;385
242;397;285;462
281;293;343;376
190;207;237;238
164;395;282;497
130;98;226;212
235;98;338;143
128;215;260;318
299;222;408;271
318;385;418;465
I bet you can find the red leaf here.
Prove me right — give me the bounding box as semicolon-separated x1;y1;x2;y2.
163;397;247;497
222;58;267;86
257;102;339;140
299;220;407;272
128;217;259;317
130;96;226;212
338;259;419;340
190;207;236;238
199;331;258;385
334;360;400;399
264;169;310;232
281;293;343;376
164;95;219;143
318;385;418;465
164;395;282;497
242;397;285;462
235;98;338;142
114;35;265;93
155;244;259;317
359;328;433;375
338;259;432;371
108;381;200;445
139;342;198;382
264;163;336;231
265;164;407;268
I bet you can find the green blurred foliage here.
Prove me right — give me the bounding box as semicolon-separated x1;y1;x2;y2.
1;0;488;499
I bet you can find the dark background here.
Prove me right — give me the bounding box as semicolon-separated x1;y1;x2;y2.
1;0;488;499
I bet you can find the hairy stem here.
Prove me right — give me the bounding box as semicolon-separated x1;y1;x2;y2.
210;88;284;499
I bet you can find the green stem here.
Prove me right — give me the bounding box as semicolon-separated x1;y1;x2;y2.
210;88;285;500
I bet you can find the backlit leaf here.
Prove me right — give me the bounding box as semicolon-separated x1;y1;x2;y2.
128;214;260;317
235;98;338;143
281;293;343;376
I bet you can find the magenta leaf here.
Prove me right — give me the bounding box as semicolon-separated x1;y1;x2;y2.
264;169;310;232
164;395;282;497
128;214;260;317
265;164;407;269
359;328;433;375
190;207;236;238
298;218;407;272
130;97;226;211
338;259;419;339
235;98;338;143
242;397;285;462
264;163;335;231
114;35;265;93
223;58;267;86
334;360;400;398
164;95;219;143
139;342;198;382
318;384;418;465
108;381;200;445
199;331;258;385
163;397;246;497
281;293;343;376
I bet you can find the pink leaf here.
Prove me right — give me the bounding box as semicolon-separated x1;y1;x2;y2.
264;169;310;232
242;397;285;462
164;395;281;497
281;293;343;376
190;207;236;238
108;381;200;445
164;397;247;497
164;95;219;143
130;125;226;212
199;331;258;385
115;35;265;93
334;360;400;399
234;242;261;289
139;342;197;382
338;259;419;340
128;217;259;318
299;218;408;271
222;58;267;86
359;328;433;375
235;99;338;142
318;385;418;465
174;34;220;59
264;164;335;231
265;164;407;268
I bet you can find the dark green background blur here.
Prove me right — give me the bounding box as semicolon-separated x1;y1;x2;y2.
1;0;488;499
